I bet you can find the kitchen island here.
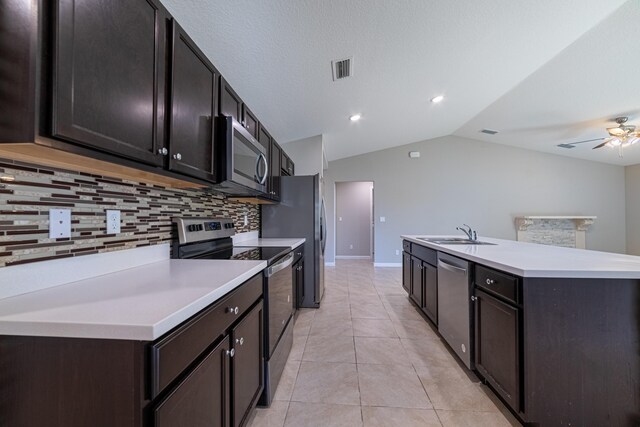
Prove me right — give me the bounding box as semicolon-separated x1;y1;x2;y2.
401;235;640;427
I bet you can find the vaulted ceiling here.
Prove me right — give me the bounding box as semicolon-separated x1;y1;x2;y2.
162;0;638;165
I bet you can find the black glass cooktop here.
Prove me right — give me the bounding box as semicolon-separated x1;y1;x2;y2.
194;246;290;265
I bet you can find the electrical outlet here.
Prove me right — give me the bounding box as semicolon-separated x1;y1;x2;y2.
244;214;248;226
106;210;121;234
350;244;353;249
49;209;71;239
339;216;342;221
379;216;386;223
395;249;400;255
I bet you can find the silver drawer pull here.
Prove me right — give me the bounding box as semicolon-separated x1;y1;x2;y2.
227;306;239;315
486;278;495;285
236;337;244;346
226;349;235;357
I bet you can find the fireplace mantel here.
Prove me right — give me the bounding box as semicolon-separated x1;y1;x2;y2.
514;216;596;249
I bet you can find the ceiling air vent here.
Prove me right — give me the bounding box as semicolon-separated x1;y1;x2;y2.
480;129;499;135
332;57;353;81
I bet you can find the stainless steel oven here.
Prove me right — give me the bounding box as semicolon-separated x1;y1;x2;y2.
215;116;268;195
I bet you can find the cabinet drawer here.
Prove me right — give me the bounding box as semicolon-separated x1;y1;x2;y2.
150;273;263;397
402;240;411;253
412;244;437;266
475;265;519;304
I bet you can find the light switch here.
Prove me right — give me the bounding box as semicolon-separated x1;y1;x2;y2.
379;216;386;223
49;209;71;239
106;210;121;234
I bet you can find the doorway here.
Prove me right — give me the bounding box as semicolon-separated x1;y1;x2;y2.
335;181;374;260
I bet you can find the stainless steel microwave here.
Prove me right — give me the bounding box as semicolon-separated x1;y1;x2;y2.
214;116;268;195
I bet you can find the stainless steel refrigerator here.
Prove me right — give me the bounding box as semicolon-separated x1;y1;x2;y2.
261;174;325;308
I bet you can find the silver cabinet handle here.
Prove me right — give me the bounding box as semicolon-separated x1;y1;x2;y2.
486;278;495;285
158;147;168;155
236;337;244;346
471;296;477;302
227;306;239;315
173;153;182;160
297;252;302;256
226;349;235;357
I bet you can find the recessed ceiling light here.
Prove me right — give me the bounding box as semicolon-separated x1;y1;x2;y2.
350;114;361;122
431;95;445;104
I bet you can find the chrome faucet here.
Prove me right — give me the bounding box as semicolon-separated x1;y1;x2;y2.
456;224;477;241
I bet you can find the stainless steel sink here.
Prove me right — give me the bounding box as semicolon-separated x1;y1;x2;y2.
417;237;496;245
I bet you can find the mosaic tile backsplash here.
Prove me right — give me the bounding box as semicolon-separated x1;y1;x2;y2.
0;158;260;267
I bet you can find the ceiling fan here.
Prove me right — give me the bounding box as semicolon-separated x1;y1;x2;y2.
558;117;640;157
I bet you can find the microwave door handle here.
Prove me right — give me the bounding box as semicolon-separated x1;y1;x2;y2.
256;153;268;185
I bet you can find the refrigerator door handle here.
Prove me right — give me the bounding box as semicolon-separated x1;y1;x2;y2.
320;198;327;254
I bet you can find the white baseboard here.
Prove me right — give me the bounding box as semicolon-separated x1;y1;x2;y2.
335;256;371;260
325;262;336;266
373;262;402;267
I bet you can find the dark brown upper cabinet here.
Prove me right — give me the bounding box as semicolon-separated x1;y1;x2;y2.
52;0;166;166
167;21;218;182
242;105;259;139
258;124;271;151
219;77;243;123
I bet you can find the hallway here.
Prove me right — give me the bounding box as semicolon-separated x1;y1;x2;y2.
248;260;519;427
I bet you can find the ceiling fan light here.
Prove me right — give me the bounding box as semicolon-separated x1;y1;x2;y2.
607;127;626;137
607;138;622;147
629;137;640;145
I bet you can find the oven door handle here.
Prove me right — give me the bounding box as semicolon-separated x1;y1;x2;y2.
266;252;294;277
255;153;268;185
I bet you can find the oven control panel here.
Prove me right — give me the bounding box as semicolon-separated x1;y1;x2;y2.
173;217;235;244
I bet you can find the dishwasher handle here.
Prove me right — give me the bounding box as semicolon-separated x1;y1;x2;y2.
438;259;468;276
265;252;294;277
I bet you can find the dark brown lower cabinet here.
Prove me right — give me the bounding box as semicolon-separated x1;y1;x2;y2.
231;302;264;427
475;289;520;413
154;337;231;427
422;262;437;324
0;276;265;427
409;255;423;307
402;252;411;293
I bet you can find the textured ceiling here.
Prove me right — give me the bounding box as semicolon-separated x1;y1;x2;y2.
161;0;632;163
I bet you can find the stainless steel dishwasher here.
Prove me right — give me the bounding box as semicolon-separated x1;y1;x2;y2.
437;252;474;369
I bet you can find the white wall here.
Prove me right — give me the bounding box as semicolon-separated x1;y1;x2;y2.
281;135;325;177
625;164;640;255
336;181;373;257
324;135;627;264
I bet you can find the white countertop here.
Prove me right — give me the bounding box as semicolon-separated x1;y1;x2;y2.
402;235;640;279
0;259;266;340
236;238;305;249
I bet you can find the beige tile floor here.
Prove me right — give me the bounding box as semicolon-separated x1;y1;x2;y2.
248;260;521;427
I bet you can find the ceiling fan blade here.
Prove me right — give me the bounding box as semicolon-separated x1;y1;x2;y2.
567;137;605;145
592;141;609;149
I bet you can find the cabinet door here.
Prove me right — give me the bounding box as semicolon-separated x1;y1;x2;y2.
231;301;264;427
168;21;217;182
423;262;438;325
410;256;423;307
269;141;282;200
402;252;411;293
52;0;166;165
475;289;520;412
242;105;259;139
219;77;242;123
257;125;271;151
154;337;231;427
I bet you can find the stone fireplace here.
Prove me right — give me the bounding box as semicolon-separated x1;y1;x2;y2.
514;216;596;249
